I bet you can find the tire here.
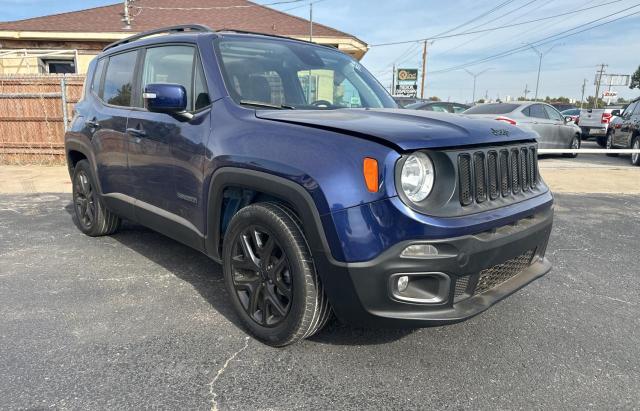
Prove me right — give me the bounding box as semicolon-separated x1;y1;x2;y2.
596;136;606;147
564;134;580;158
631;137;640;166
71;160;121;236
222;202;331;347
605;132;618;157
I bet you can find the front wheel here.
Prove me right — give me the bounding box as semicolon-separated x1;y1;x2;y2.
631;137;640;166
222;203;331;346
564;134;580;158
605;132;618;157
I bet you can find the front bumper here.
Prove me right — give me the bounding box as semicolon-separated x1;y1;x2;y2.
316;205;553;328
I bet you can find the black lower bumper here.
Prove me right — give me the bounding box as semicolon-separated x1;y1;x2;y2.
315;206;554;328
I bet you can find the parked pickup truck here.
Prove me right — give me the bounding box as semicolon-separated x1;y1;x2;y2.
578;108;611;144
579;106;625;146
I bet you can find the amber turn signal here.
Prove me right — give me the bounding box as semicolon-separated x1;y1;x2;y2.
363;157;379;192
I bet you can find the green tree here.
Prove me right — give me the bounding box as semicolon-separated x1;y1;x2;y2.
477;98;485;103
630;65;640;89
428;96;441;101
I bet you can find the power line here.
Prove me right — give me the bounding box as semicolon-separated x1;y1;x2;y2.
428;5;640;74
430;0;517;38
436;0;540;56
370;0;628;47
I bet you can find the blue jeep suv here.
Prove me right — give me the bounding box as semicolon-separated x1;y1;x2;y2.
65;25;553;346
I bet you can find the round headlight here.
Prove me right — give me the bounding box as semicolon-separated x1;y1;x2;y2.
400;152;434;202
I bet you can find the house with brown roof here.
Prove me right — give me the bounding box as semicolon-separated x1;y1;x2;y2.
0;0;368;75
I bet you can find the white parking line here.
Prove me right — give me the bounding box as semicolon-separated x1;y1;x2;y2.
538;149;640;154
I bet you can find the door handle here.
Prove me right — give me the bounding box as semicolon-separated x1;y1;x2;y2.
85;119;100;129
126;127;147;138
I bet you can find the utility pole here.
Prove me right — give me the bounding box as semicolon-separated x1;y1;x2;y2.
420;40;428;99
464;68;491;104
122;0;132;29
580;78;587;109
593;64;607;109
523;84;531;100
525;42;559;101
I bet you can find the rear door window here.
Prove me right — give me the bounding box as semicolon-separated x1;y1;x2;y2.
103;50;138;107
529;104;549;119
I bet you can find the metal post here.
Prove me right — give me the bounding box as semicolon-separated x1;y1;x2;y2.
534;54;542;101
60;77;69;132
472;76;476;103
525;43;559;102
309;2;313;42
580;78;586;109
392;64;396;95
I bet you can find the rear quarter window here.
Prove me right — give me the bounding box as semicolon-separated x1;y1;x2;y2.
91;58;105;96
103;50;138;107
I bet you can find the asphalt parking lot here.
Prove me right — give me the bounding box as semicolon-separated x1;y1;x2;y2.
1;154;639;409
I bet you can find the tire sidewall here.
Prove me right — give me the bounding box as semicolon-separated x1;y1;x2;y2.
72;160;99;234
222;205;312;345
632;137;640;166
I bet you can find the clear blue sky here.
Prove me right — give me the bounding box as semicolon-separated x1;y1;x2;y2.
2;0;639;103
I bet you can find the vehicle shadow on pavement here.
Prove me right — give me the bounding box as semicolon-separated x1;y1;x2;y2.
64;203;416;346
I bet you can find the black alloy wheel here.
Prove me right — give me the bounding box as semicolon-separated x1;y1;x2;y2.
222;203;332;346
74;170;96;229
71;159;121;236
230;225;293;327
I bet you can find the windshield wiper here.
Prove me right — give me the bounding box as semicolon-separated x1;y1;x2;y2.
239;100;296;110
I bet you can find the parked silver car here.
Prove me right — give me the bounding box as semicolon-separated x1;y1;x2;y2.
463;102;581;156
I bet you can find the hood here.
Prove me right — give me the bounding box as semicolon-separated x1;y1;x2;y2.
255;108;535;151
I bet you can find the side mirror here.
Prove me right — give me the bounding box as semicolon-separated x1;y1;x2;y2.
144;83;187;114
564;116;573;123
611;109;621;117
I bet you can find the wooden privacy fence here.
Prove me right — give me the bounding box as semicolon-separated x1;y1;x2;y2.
0;74;85;164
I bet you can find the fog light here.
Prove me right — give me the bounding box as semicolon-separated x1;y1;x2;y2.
397;275;409;292
401;244;438;258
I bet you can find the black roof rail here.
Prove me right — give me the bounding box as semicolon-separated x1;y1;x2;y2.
103;24;214;51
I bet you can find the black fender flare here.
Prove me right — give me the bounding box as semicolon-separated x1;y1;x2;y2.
64;135;103;194
204;167;338;263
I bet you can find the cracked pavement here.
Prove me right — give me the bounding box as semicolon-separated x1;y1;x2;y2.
0;192;639;410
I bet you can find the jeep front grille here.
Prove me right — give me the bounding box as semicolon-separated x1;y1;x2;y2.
474;249;535;295
458;145;538;206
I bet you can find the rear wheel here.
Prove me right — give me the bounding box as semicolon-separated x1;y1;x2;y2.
605;132;618;157
596;136;606;147
72;160;121;236
631;137;640;166
222;202;331;346
564;134;580;158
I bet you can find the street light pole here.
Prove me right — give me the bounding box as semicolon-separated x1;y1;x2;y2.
464;68;491;104
525;42;559;101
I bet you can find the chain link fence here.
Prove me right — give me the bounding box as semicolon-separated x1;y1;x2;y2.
0;74;85;165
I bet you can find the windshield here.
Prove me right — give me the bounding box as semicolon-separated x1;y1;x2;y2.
214;36;397;110
464;103;520;115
